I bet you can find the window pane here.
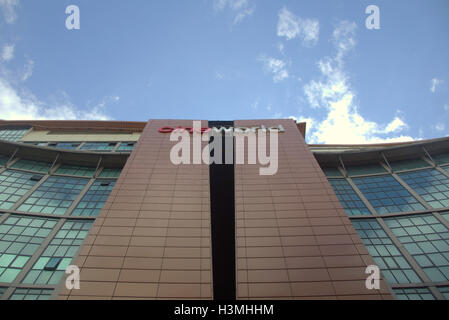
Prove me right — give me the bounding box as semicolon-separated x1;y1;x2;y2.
322;167;343;177
0;170;43;210
22;220;93;285
385;214;449;282
47;142;80;150
18;176;89;215
71;179;116;217
11;159;52;173
433;153;449;166
399;169;449;209
328;179;371;216
393;287;435;300
117;142;135;151
99;168;122;178
0;155;9;167
346;163;387;176
81;142;116;151
352;219;421;285
438;286;449;300
9;288;53;300
0;215;57;283
390;158;431;172
353;175;425;214
0;128;29;142
55;164;96;177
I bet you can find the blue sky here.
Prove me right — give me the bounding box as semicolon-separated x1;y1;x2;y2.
0;0;448;144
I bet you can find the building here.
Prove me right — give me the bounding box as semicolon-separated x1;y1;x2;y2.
0;119;448;300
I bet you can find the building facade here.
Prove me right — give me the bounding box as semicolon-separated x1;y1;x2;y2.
0;119;448;300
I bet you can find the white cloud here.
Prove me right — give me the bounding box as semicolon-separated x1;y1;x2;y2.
213;0;255;24
258;55;289;83
0;0;19;24
297;21;413;144
277;7;319;47
1;44;14;62
21;58;33;81
0;78;114;120
435;123;445;132
430;78;443;93
384;117;407;133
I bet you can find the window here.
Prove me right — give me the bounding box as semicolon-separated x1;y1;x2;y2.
80;142;116;151
48;142;80;150
23;220;92;285
353;175;425;214
0;155;9;167
322;167;343;177
438;286;449;300
352;219;421;284
44;257;62;271
17;176;89;215
72;179;116;217
0;128;29;142
0;215;57;283
390;158;431;172
433;153;449;167
0;286;6;297
99;168;122;178
328;179;371;216
24;142;48;147
55;164;96;177
385;214;449;283
441;211;449;223
11;159;52;173
117;142;136;151
0;170;43;210
398;169;449;209
346;163;387;176
9;288;53;300
393;287;435;300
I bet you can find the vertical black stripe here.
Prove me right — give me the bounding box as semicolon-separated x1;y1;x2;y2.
208;121;236;300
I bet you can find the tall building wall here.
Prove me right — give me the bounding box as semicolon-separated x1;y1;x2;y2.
1;120;449;300
60;120;212;299
234;119;390;299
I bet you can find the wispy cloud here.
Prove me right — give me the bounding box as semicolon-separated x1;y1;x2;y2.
0;45;114;120
213;0;255;24
0;0;19;24
434;123;445;132
295;21;413;144
258;55;289;83
430;78;443;93
21;58;34;81
277;7;319;47
0;78;115;120
1;44;14;62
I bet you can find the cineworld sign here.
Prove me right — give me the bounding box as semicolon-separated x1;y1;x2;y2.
160;121;282;175
158;124;286;134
